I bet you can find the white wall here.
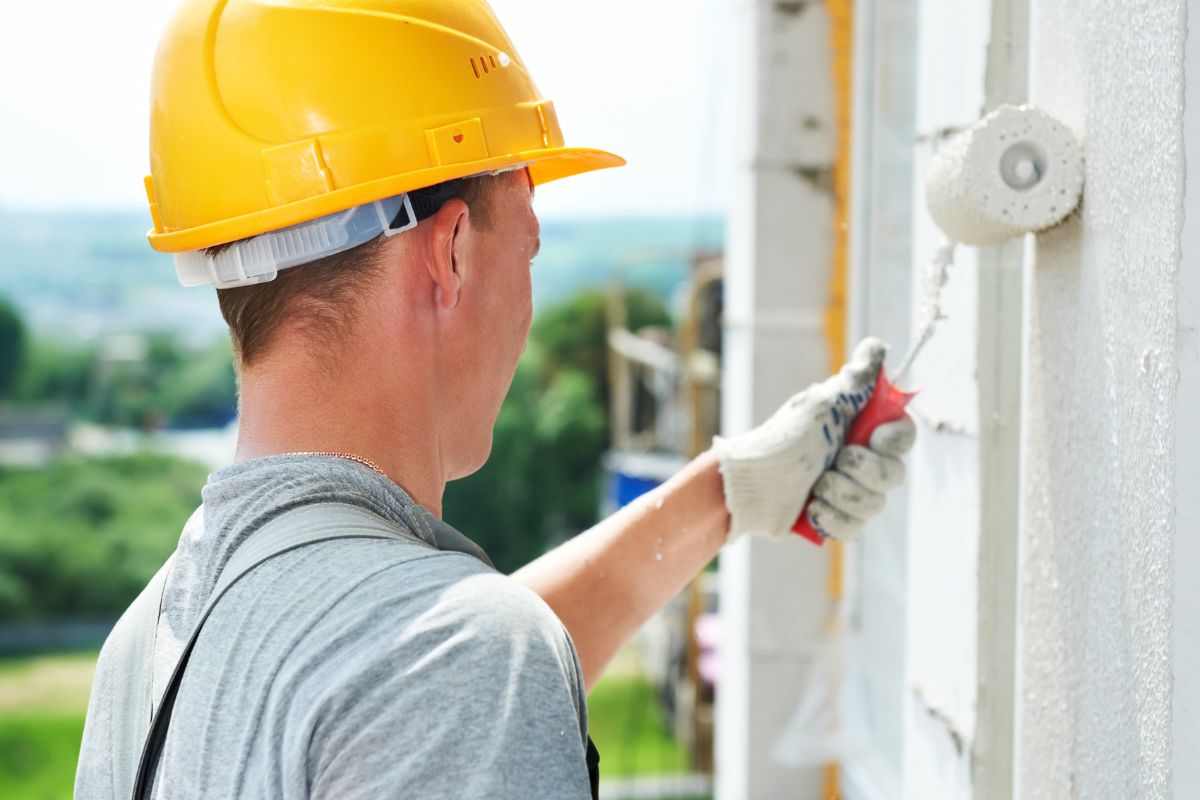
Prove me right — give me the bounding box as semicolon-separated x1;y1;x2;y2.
1017;0;1186;797
726;0;1196;795
1175;1;1200;790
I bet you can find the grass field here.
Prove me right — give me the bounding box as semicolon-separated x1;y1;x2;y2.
587;673;691;778
0;712;86;800
0;650;692;797
0;651;96;800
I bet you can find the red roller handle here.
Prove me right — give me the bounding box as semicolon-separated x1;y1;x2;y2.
792;368;917;545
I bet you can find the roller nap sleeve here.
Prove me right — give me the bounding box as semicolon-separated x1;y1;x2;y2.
924;105;1085;246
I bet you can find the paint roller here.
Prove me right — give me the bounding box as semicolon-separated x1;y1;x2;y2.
793;104;1085;544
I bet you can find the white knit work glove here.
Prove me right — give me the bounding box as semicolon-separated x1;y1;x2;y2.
712;338;916;542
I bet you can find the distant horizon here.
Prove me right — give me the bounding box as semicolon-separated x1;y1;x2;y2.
1;213;726;344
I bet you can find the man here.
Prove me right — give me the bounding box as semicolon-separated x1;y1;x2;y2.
76;1;914;797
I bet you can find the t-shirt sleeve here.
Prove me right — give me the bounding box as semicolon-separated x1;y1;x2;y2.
304;570;593;800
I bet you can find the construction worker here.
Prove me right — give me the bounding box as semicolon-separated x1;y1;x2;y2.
74;1;915;798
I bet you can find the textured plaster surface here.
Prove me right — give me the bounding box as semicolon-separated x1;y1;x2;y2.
1020;0;1184;796
1175;0;1200;789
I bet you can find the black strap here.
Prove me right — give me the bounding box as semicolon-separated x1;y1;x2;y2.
131;530;402;799
131;509;599;799
389;179;468;229
586;736;601;800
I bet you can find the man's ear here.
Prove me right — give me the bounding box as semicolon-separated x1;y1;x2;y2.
428;198;471;311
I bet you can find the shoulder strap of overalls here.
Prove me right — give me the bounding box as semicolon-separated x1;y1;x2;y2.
104;556;175;799
128;500;601;800
130;502;424;799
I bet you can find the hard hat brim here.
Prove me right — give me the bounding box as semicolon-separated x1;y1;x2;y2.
147;147;626;254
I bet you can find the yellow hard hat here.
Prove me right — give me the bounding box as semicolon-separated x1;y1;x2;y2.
144;0;625;255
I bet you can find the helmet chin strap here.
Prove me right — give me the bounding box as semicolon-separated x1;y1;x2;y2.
174;163;537;291
174;194;412;290
391;180;467;229
389;163;533;229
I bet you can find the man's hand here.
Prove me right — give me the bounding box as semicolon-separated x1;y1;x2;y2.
712;338;916;542
517;340;915;687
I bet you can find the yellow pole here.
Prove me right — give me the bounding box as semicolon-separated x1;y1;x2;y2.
823;1;854;797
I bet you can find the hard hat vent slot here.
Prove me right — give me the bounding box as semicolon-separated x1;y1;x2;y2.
471;55;500;79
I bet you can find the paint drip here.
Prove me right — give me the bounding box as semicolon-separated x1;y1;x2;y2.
894;242;958;383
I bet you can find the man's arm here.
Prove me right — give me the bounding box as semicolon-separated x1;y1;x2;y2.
513;339;915;690
512;451;729;690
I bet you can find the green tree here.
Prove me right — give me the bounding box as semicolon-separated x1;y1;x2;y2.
443;357;547;572
531;288;672;413
534;368;608;532
443;289;670;572
0;454;208;622
12;333;236;429
0;298;27;400
157;339;237;427
12;339;94;410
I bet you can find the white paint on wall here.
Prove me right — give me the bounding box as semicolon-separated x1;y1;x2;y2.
1019;0;1185;796
1174;1;1200;790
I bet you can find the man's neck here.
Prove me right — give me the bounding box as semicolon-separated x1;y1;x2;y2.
233;354;448;517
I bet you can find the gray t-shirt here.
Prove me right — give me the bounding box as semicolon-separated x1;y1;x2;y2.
76;455;593;799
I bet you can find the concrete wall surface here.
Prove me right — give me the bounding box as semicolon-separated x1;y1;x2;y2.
1018;0;1188;798
847;0;1197;797
1174;1;1200;792
720;0;1198;796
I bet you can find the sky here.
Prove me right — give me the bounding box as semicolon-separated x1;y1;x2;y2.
0;0;736;220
